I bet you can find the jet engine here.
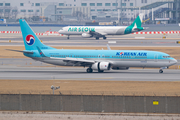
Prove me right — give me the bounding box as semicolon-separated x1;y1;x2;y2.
91;62;111;70
112;67;129;70
82;33;92;38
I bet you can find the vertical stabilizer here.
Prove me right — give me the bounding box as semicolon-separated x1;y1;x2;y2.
19;19;54;50
130;13;143;28
124;14;144;34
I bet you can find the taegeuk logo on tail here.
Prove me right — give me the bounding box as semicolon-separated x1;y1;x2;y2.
26;35;35;45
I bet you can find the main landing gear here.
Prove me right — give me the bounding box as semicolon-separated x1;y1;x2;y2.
67;35;70;39
159;67;167;73
98;70;104;73
86;68;104;73
95;36;106;40
87;68;93;73
96;37;99;40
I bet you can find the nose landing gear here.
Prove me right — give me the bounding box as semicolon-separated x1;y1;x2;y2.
159;67;167;73
159;69;163;73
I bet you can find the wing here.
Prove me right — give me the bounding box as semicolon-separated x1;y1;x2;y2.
89;31;107;37
50;57;95;66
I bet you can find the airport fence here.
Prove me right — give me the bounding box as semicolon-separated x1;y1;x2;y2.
0;94;180;113
2;90;180;96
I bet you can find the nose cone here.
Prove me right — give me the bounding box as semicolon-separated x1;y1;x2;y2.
58;30;63;34
170;59;177;65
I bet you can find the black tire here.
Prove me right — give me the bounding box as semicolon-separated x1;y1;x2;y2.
159;69;163;73
98;70;104;73
103;37;106;39
67;37;69;39
87;68;93;73
96;37;99;40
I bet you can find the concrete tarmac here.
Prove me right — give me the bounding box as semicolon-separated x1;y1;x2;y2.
0;34;180;46
0;65;180;81
0;34;180;81
0;57;180;81
0;111;179;120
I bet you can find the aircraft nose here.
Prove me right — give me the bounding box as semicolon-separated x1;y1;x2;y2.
58;30;62;33
170;59;177;65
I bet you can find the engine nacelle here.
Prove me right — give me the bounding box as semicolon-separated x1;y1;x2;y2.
91;62;111;70
82;33;92;38
112;67;129;70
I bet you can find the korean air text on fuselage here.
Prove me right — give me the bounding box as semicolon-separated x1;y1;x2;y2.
116;52;147;56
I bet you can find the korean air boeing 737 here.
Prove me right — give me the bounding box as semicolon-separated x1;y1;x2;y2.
8;19;177;73
58;14;145;40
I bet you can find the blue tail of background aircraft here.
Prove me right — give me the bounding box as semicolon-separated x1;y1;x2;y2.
19;19;54;50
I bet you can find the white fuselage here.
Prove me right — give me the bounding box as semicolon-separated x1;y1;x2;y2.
59;26;135;35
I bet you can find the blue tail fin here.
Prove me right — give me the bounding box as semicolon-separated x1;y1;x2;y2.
19;19;54;50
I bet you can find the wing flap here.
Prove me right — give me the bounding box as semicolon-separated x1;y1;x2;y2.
50;57;95;65
98;32;107;35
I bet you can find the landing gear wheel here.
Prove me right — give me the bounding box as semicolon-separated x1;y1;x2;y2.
87;68;93;73
159;69;163;73
67;36;70;39
103;36;106;39
96;37;99;40
98;70;104;73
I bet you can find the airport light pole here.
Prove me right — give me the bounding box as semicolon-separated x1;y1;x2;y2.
51;85;60;94
118;9;120;24
120;0;122;25
152;8;154;24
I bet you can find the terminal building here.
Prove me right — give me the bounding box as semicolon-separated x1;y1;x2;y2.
0;0;179;24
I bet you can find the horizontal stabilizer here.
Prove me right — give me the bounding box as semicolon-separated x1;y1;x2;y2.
6;49;33;54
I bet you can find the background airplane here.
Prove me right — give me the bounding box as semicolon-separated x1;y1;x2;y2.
7;19;177;73
58;14;145;40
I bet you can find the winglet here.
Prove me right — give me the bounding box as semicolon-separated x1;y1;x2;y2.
107;44;111;50
36;47;46;57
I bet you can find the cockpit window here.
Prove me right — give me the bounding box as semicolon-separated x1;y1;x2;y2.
163;56;171;58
